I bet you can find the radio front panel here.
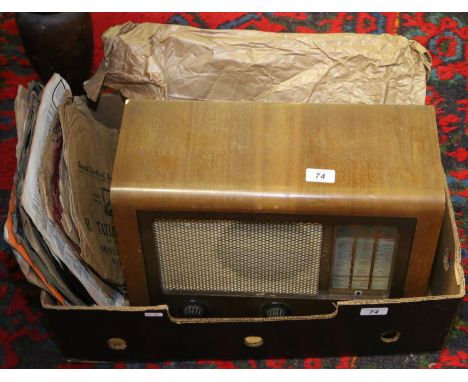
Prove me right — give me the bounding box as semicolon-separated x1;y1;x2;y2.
112;101;446;308
138;212;415;318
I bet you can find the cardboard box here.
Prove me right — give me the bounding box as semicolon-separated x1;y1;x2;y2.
40;97;464;363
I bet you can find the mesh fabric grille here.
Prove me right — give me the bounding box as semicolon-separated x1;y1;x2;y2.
152;218;323;296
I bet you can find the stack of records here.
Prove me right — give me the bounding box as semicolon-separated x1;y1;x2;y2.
4;74;127;306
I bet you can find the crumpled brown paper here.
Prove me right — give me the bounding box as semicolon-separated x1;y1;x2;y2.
85;22;431;105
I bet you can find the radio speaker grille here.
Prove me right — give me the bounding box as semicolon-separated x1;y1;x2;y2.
152;219;323;296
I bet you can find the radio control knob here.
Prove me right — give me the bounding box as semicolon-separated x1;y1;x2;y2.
263;303;290;318
182;301;207;318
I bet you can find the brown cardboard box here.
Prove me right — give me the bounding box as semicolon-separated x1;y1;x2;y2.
40;96;464;362
41;189;463;362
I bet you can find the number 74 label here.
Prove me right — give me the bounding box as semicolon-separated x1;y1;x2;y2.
305;168;336;184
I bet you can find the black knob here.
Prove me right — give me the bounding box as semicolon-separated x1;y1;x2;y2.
182;301;207;318
263;303;290;318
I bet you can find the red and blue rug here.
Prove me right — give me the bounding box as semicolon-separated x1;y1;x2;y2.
0;12;467;368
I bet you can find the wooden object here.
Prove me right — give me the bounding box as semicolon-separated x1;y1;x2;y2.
15;12;93;94
111;100;446;306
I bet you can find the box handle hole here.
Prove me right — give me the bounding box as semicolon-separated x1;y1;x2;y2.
107;337;127;351
244;336;263;348
380;330;400;344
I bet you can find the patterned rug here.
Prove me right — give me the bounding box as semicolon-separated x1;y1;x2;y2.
0;12;466;368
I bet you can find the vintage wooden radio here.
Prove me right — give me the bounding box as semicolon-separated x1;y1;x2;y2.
111;100;446;318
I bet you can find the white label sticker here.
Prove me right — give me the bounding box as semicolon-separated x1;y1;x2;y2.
360;307;389;316
144;312;164;318
306;168;336;183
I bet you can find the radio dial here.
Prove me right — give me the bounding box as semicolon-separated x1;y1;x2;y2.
263;303;290;318
182;301;207;318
